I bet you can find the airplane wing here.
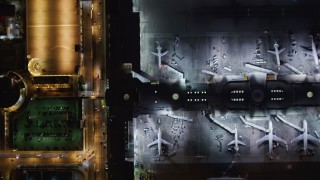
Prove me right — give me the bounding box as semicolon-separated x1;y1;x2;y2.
227;140;235;146
307;134;320;144
273;135;287;145
267;50;276;54
238;140;246;146
161;139;173;147
147;140;158;148
150;52;158;56
256;135;268;145
279;48;285;54
291;134;303;144
161;50;169;57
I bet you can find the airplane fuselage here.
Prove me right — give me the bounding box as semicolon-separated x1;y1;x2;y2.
158;128;162;155
268;121;274;156
156;46;162;67
274;43;281;70
303;120;308;155
227;124;245;155
234;128;239;152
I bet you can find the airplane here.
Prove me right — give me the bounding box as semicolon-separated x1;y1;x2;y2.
300;35;319;67
147;128;173;156
268;42;285;70
256;120;287;159
290;119;320;155
151;41;169;68
227;124;246;155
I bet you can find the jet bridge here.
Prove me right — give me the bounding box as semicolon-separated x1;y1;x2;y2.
208;114;234;134
167;114;193;122
275;115;304;132
239;116;268;133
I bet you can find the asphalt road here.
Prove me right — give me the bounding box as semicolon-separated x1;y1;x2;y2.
81;0;107;179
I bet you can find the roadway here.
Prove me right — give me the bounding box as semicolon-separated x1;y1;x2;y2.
91;0;107;178
66;0;107;179
80;0;107;179
0;150;84;179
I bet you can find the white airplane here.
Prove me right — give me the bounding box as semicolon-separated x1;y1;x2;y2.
290;120;320;155
151;42;169;68
256;120;287;159
268;42;285;70
301;35;319;67
227;124;246;155
147;128;173;156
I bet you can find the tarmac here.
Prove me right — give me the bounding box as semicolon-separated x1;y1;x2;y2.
133;0;320;179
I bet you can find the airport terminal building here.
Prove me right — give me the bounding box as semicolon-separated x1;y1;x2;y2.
106;0;320;179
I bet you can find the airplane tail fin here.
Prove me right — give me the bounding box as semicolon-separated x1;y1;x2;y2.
234;152;241;157
298;147;315;155
266;151;274;160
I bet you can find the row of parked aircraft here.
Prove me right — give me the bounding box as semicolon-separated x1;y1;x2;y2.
147;35;320;159
268;35;320;71
150;35;320;72
147;119;320;159
227;119;320;159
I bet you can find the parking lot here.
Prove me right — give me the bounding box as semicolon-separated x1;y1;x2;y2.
12;98;82;151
